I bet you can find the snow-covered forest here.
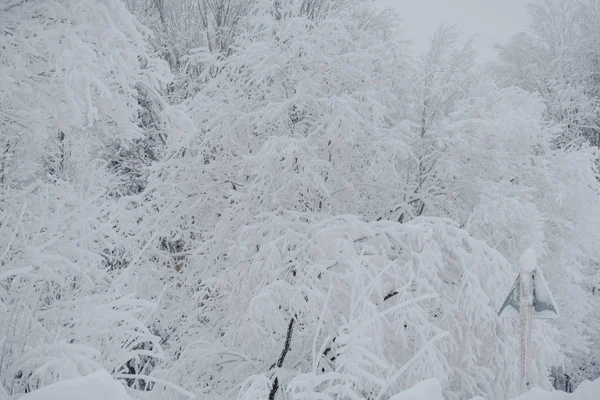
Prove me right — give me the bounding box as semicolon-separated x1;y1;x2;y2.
1;0;600;399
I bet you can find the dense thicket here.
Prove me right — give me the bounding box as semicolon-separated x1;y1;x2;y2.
1;0;599;399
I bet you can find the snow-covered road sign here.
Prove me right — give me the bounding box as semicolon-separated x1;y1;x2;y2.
498;270;559;319
498;249;559;394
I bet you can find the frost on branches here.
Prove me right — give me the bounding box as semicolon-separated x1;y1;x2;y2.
149;214;545;400
0;0;171;395
2;0;599;399
490;1;600;385
437;81;600;388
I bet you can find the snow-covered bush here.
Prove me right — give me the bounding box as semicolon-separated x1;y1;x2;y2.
0;0;171;395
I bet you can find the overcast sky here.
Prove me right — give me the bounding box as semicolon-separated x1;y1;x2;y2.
378;0;532;62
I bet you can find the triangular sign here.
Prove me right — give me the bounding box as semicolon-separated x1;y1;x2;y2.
498;270;559;319
498;276;521;318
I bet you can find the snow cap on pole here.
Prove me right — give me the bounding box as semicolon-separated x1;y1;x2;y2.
519;248;537;274
499;247;559;319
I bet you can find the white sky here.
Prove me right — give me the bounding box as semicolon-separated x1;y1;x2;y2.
378;0;532;62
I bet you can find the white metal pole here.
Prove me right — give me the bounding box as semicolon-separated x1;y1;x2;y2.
520;271;534;393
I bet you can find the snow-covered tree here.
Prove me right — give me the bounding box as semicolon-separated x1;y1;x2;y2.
126;5;562;400
492;0;600;148
490;0;600;388
377;24;476;224
4;0;599;399
0;0;173;395
144;212;553;400
435;80;600;390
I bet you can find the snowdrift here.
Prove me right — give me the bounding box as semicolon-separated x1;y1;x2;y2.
389;379;444;400
15;371;600;400
389;377;600;400
18;371;131;400
508;378;600;400
393;378;600;400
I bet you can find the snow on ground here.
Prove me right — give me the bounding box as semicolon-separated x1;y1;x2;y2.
389;377;600;400
389;379;444;400
14;372;600;400
18;370;131;400
508;378;600;400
